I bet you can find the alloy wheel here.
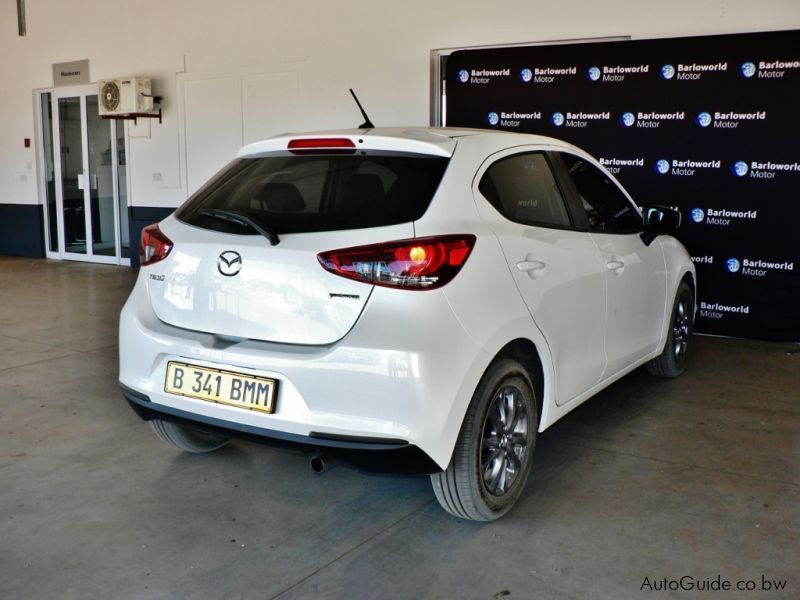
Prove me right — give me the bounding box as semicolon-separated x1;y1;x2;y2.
673;299;691;360
480;385;529;496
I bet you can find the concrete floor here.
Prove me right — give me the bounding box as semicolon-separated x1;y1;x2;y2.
0;256;798;600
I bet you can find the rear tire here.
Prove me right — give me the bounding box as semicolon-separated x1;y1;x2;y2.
149;419;230;453
431;359;537;521
647;281;693;378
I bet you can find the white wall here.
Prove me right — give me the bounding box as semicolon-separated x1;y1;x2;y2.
2;0;799;209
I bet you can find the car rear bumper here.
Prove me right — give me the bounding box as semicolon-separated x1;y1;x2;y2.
121;384;440;474
119;273;491;471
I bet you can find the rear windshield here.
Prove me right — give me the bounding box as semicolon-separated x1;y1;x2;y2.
176;152;450;234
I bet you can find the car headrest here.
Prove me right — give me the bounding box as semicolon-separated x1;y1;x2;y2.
254;182;305;212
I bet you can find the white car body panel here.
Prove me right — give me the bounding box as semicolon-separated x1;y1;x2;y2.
468;145;608;406
119;127;696;471
495;224;609;406
148;216;412;345
121;272;483;467
592;231;667;377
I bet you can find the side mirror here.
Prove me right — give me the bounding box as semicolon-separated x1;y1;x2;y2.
641;205;681;245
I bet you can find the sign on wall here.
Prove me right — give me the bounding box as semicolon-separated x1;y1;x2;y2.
445;30;800;343
52;59;90;87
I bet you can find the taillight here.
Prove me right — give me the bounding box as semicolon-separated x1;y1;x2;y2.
318;235;476;290
139;224;173;267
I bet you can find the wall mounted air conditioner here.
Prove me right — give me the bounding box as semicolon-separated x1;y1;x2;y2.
98;77;154;115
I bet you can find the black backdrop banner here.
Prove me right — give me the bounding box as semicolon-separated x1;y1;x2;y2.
445;30;800;343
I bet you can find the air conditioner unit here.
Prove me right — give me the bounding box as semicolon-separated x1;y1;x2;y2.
98;77;154;115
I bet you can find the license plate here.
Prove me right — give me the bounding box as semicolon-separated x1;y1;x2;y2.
165;361;277;413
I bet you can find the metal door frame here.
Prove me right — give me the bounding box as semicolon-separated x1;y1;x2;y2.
36;84;130;265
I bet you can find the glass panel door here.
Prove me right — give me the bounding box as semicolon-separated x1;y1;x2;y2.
40;93;59;253
115;120;130;259
45;85;128;265
86;95;118;258
57;96;87;255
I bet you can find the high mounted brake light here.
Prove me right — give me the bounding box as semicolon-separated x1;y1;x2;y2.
140;224;173;266
317;235;476;290
287;138;356;153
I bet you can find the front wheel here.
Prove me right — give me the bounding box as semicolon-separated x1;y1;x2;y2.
431;359;537;521
647;281;693;378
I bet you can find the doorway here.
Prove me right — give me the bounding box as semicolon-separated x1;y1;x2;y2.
39;84;130;265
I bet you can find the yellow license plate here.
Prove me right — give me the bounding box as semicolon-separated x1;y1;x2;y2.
165;361;277;413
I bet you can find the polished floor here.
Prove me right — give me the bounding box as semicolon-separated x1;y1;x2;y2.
1;257;798;599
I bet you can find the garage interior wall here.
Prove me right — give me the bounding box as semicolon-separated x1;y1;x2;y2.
1;0;799;260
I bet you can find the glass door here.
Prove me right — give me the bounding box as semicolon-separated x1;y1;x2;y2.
43;85;129;265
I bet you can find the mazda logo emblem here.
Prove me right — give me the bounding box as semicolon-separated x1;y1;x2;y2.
217;251;242;276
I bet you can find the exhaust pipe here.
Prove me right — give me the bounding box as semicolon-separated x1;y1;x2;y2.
310;454;338;474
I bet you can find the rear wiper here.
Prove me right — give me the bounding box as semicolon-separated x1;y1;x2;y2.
199;209;280;246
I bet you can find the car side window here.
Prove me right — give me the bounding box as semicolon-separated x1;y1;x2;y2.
478;152;572;228
558;152;642;234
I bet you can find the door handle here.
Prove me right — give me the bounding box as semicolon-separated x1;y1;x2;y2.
516;260;546;279
606;259;625;275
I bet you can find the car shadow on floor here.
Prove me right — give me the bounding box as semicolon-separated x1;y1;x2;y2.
148;339;710;528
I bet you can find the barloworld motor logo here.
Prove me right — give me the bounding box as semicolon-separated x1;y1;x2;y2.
692;207;758;226
523;66;578;83
598;157;646;174
549;110;610;128
621;112;636;127
692;110;767;130
699;301;750;319
622;110;684;129
520;68;533;82
726;258;741;273
734;257;795;276
661;64;676;79
697;112;712;127
736;159;800;179
691;208;705;223
489;110;542;128
460;68;511;85
587;64;649;82
654;158;722;176
740;60;800;79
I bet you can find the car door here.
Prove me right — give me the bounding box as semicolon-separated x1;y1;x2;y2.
473;149;607;406
555;152;668;378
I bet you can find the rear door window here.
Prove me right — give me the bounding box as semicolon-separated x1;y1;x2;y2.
478;152;572;228
177;153;449;234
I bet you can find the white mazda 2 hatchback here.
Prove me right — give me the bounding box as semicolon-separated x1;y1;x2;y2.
119;128;695;521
